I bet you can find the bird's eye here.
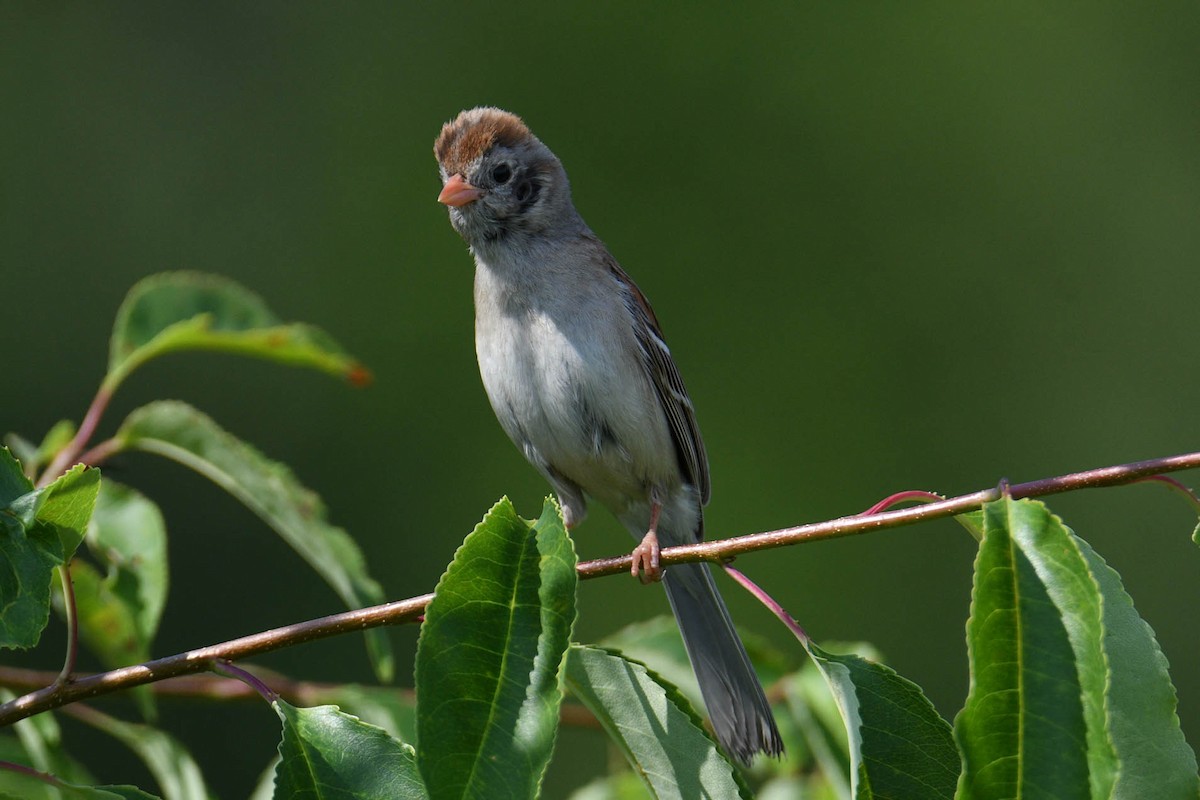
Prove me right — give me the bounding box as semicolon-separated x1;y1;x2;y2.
491;164;513;184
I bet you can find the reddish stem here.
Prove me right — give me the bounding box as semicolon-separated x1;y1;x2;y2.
723;564;810;643
0;759;58;785
211;660;278;703
77;437;122;469
1131;474;1200;512
36;386;113;487
859;490;944;517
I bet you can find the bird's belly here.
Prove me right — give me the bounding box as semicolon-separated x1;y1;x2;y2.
476;309;676;512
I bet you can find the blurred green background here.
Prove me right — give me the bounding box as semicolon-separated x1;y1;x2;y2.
4;2;1200;795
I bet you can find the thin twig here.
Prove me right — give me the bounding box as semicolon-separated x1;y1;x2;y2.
54;563;80;687
1131;474;1200;512
77;437;122;469
0;666;294;700
0;665;602;730
1;449;1197;728
0;665;366;705
859;490;943;516
0;593;430;727
723;565;810;643
0;759;58;786
211;660;278;703
36;387;113;488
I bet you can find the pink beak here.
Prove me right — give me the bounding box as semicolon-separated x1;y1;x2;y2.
438;174;483;207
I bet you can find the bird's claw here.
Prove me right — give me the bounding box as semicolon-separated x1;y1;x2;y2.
631;531;662;584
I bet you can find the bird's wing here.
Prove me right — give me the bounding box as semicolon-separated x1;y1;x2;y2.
607;259;711;508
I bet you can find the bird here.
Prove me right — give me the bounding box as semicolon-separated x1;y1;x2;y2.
434;106;783;763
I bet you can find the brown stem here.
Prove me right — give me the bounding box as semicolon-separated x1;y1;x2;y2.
0;665;348;704
578;450;1200;577
1;449;1198;728
0;593;430;727
0;666;602;730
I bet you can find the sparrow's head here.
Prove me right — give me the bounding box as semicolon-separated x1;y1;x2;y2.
434;107;577;246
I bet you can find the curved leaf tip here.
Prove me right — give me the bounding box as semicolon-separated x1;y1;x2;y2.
105;271;370;388
347;363;374;388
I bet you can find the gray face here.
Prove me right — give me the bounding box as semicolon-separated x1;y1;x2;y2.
444;144;574;250
435;108;578;250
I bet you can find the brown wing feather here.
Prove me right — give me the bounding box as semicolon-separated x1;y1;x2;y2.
606;259;711;507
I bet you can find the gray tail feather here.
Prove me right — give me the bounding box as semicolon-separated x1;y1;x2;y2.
662;561;784;763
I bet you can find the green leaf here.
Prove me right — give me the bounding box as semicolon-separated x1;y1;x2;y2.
71;708;211;800
0;464;100;649
0;448;31;505
1077;525;1199;796
51;482;165;718
757;776;843;800
954;509;984;541
1;436;39;481
955;499;1094;799
113;400;393;681
801;641;958;799
87;481;168;643
1008;500;1117;798
58;560;145;665
566;772;667;799
0;513;60;649
4;422;75;480
54;483;168;701
106;271;370;390
273;700;427;799
600;615;795;713
601;618;851;787
316;685;417;745
30;464;101;558
0;699;154;799
247;760;278;800
564;644;750;800
415;497;577;800
0;734;64;800
599;617;700;708
957;498;1200;797
1;690;95;788
779;657;852;791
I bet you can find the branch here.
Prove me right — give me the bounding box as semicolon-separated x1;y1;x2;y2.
579;450;1200;577
1;449;1197;727
0;666;323;702
0;593;429;727
0;666;604;731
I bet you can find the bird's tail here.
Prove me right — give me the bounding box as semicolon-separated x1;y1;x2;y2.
662;561;784;763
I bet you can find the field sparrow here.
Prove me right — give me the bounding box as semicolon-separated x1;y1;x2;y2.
434;107;782;762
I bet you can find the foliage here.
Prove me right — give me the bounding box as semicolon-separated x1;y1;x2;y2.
2;273;1198;798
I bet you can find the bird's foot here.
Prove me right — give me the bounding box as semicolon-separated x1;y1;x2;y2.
631;529;662;584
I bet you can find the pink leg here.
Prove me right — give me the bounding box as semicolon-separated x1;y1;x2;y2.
630;500;663;584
